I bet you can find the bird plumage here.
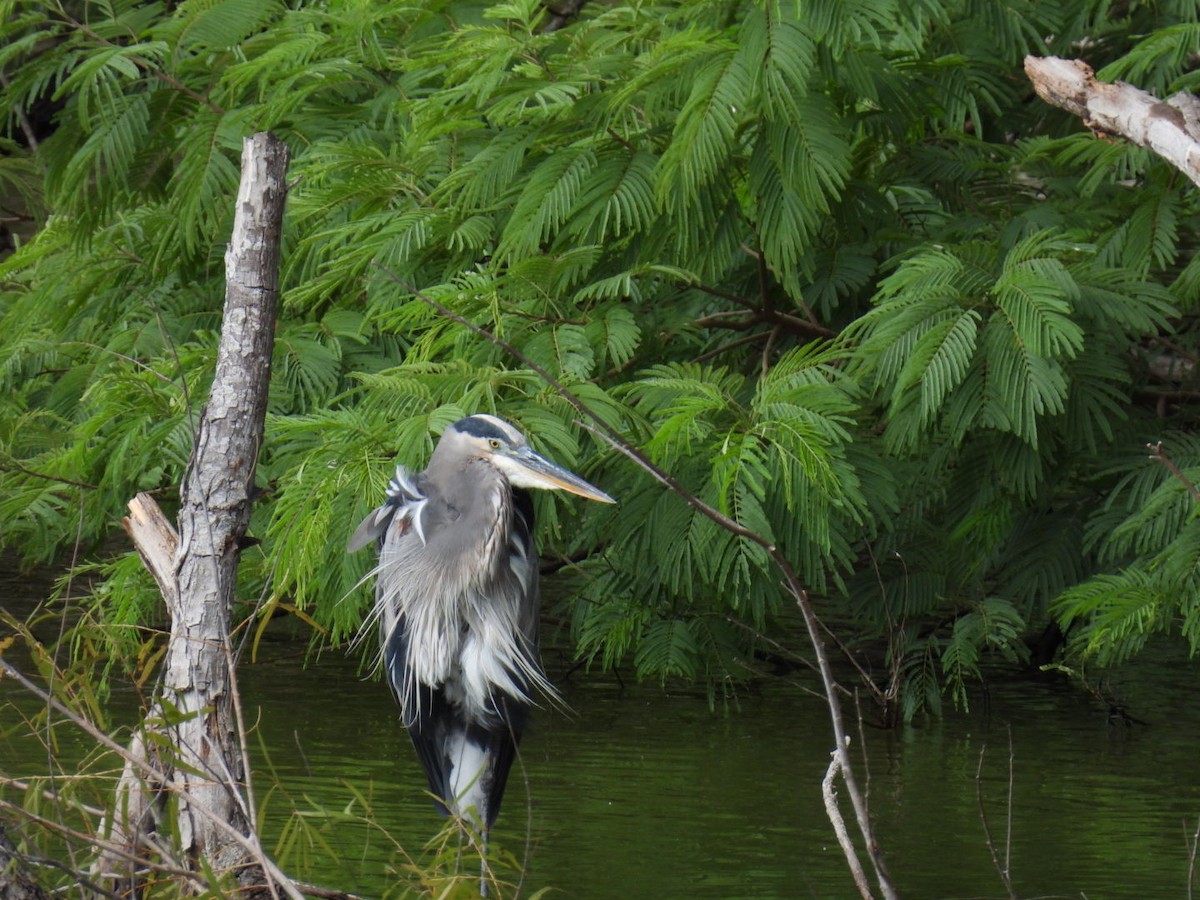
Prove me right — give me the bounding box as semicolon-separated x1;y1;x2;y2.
349;414;613;833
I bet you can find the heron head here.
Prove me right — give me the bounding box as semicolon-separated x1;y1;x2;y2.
440;414;615;504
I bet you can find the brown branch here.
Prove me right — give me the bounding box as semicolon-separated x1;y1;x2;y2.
63;17;226;115
606;127;635;153
1148;441;1200;504
1024;56;1200;188
692;331;769;364
694;312;758;331
762;324;780;379
975;735;1018;900
686;281;836;339
0;461;98;490
688;282;760;312
748;242;773;320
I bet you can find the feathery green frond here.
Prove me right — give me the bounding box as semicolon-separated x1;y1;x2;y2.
6;0;1200;726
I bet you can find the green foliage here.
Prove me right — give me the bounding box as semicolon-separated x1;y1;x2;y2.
3;0;1200;734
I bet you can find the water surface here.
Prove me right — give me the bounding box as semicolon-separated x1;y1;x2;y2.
239;637;1200;899
4;596;1199;898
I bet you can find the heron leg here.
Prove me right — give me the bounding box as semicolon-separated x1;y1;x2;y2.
479;828;490;897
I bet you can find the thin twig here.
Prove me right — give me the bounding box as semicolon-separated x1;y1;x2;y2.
1150;335;1200;366
729;654;826;700
0;460;99;490
1004;724;1014;889
694;311;758;330
0;659;306;900
1187;814;1200;900
854;690;871;806
687;281;760;312
722;615;818;673
0;70;38;149
817;618;890;708
0;796;198;888
976;742;1018;900
10;847;131;900
688;279;836;339
605;127;635;153
61;16;226;115
1148;441;1200;505
291;883;369;900
692;331;771;365
0;778;107;819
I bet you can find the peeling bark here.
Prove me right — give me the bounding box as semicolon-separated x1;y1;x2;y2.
1024;55;1200;188
97;132;290;895
0;819;52;900
541;0;589;32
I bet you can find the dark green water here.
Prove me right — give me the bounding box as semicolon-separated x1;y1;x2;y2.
234;629;1200;899
5;603;1200;898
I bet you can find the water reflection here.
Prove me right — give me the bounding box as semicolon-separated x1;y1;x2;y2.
4;613;1200;898
239;641;1200;899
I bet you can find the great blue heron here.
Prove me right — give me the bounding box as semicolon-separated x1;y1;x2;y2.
347;414;614;861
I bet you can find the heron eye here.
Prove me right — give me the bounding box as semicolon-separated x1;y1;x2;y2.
488;438;501;449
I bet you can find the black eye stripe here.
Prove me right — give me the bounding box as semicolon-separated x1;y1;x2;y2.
455;415;512;443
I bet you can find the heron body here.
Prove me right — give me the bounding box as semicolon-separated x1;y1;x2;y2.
349;414;613;834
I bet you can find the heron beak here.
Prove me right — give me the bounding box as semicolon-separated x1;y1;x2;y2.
502;447;616;503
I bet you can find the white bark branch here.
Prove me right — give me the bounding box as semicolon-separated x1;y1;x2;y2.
165;129;288;871
1024;55;1200;188
121;492;178;601
823;749;872;898
100;132;291;896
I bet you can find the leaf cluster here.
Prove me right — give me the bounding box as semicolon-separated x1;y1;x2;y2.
3;0;1200;722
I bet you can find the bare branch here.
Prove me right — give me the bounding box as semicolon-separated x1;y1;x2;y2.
121;492;179;602
1148;441;1200;505
975;739;1018;900
1024;56;1200;188
0;459;98;490
823;750;872;897
1187;814;1200;900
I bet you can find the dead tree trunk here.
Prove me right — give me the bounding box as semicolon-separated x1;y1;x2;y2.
96;131;290;895
0;820;52;900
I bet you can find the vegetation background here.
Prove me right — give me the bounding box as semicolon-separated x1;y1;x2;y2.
3;0;1200;818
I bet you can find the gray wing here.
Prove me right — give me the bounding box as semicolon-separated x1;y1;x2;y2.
347;466;426;553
